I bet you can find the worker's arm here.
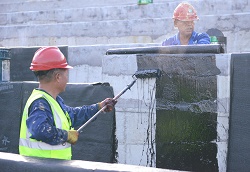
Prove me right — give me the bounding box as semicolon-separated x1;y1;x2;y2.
195;32;211;44
162;35;177;46
27;96;115;145
61;96;116;128
26;98;68;145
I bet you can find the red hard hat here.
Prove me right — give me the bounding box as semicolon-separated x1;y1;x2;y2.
30;47;73;71
173;2;199;21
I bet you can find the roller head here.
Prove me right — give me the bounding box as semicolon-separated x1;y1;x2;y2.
134;69;161;79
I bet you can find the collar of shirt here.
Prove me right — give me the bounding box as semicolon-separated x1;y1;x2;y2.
174;31;197;45
35;88;64;103
34;88;66;112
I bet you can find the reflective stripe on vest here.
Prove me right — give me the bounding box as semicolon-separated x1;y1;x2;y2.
19;89;72;159
19;138;70;150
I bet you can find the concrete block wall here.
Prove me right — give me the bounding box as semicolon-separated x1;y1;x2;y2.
101;47;233;172
68;43;158;83
103;53;157;166
69;45;162;167
0;0;249;53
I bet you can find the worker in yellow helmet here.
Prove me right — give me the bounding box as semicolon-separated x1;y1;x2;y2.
162;2;210;45
19;47;116;160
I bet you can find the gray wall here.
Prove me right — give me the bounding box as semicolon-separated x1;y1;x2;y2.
0;0;249;53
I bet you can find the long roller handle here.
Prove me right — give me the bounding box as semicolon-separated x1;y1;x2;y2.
77;78;137;133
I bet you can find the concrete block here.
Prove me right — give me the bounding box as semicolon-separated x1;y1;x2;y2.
69;64;102;83
216;54;231;76
68;46;103;67
136;78;157;101
102;74;156;113
115;99;150;113
125;111;156;144
103;54;137;76
217;98;230;114
101;74;137;97
217;116;229;141
115;112;126;144
217;75;230;114
216;141;228;172
217;76;230;98
116;144;126;164
125;144;156;167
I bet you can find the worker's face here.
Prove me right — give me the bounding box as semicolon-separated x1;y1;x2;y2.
174;20;195;36
55;69;69;92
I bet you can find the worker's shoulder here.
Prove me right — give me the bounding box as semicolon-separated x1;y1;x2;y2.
193;31;210;39
162;34;178;46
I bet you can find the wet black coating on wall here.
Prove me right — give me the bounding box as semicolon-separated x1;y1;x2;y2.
227;53;250;172
156;110;218;172
137;54;219;171
0;82;116;163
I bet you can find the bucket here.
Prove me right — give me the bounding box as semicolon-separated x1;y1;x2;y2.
207;28;227;53
210;36;227;53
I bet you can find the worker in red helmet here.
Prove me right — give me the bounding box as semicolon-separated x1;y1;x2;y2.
19;47;116;160
162;2;210;46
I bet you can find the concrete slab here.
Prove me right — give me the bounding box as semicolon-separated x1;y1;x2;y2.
0;152;184;172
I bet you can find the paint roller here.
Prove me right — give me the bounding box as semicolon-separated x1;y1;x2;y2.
77;69;161;133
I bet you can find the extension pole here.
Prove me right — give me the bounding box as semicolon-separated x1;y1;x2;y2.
77;78;137;133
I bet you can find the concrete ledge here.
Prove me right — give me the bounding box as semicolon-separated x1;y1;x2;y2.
0;152;183;172
106;44;224;54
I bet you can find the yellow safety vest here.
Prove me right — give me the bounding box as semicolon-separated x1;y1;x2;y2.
19;89;72;160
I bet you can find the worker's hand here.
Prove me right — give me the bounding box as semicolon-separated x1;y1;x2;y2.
67;130;79;145
98;98;117;112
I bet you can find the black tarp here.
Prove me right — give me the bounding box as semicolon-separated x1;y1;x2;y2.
9;46;68;81
228;53;250;172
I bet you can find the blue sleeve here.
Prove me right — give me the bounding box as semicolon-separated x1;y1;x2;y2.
162;38;171;46
62;102;99;128
196;33;211;44
26;98;68;145
162;37;176;46
162;35;179;46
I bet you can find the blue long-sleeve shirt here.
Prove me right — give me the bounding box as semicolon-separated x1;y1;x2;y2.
162;31;210;46
26;89;99;145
